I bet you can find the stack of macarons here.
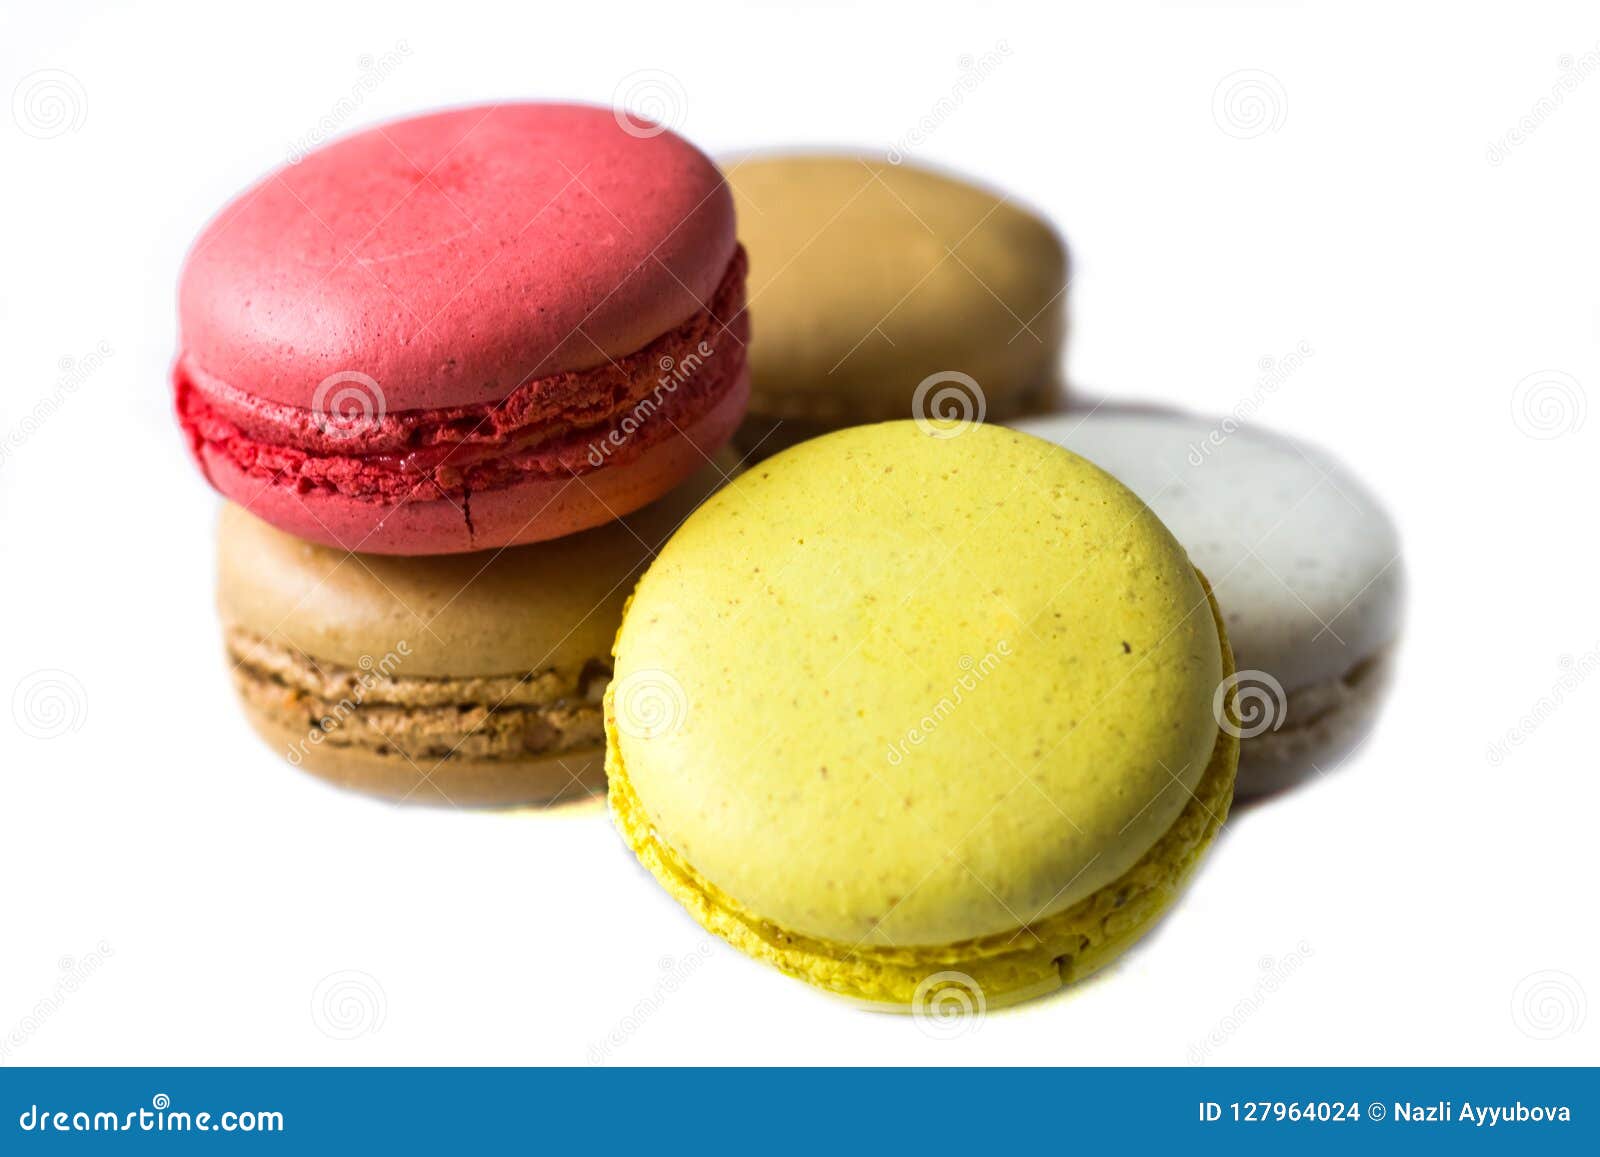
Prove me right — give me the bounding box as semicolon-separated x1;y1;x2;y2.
174;105;1400;1012
175;103;751;805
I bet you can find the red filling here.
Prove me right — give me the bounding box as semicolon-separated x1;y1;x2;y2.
176;248;747;503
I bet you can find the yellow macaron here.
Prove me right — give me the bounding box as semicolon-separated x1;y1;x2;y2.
606;421;1237;1009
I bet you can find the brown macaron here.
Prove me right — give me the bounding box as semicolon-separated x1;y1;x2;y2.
216;458;734;806
726;154;1069;456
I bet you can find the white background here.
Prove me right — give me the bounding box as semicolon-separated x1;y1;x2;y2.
2;0;1596;1066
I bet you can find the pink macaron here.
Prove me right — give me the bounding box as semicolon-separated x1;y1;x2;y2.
175;102;749;554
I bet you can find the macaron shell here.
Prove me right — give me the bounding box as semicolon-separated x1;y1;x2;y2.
179;103;737;410
217;455;739;681
1013;410;1403;694
726;155;1066;421
611;421;1225;948
201;364;747;554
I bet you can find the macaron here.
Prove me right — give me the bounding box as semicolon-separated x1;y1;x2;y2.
606;421;1237;1009
219;458;732;806
177;102;749;555
1015;410;1403;797
725;154;1066;455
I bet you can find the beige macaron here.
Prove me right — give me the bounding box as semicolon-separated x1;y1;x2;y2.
726;154;1068;454
216;458;733;807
